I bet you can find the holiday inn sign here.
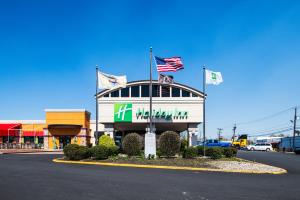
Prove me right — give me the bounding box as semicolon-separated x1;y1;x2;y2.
114;103;189;123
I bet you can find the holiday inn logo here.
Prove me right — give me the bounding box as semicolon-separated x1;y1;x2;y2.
114;103;133;122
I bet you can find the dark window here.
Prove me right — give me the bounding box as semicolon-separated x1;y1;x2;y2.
161;86;170;97
172;87;180;97
121;87;129;97
182;89;190;97
141;85;149;97
103;93;109;97
111;90;119;97
192;93;198;97
152;84;160;97
131;86;139;97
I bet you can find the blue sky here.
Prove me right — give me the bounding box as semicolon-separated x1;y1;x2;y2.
0;0;299;138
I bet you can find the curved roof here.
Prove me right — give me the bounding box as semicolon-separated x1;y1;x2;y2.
97;80;204;98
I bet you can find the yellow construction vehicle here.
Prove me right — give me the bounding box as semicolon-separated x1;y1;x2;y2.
232;134;248;149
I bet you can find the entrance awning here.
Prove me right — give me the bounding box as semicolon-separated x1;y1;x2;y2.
48;124;82;129
0;124;21;136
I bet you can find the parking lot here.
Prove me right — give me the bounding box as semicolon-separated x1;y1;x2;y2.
0;152;299;200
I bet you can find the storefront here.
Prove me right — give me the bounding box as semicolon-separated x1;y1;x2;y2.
0;110;91;149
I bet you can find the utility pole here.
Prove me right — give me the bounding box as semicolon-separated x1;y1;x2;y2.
217;128;223;141
293;107;297;151
232;124;237;141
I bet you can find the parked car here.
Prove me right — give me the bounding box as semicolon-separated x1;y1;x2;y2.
247;143;273;151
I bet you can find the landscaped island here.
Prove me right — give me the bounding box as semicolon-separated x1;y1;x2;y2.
59;131;286;174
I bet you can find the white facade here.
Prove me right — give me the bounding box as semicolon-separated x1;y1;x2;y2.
95;80;204;145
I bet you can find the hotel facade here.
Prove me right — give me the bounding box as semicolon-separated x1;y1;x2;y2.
0;80;203;149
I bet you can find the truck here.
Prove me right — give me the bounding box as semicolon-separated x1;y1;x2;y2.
204;139;232;147
278;136;300;154
232;134;248;149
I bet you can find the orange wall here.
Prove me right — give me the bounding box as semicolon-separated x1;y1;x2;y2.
46;111;90;128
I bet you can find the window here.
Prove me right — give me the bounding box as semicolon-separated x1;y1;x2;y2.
121;87;129;97
152;84;160;97
161;86;170;97
111;90;119;97
182;89;190;97
172;87;180;97
103;93;109;97
141;85;149;97
131;86;139;97
192;93;198;97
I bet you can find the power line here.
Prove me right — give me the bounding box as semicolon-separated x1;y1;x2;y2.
235;107;294;126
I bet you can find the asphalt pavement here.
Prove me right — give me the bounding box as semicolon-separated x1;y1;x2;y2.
0;152;299;200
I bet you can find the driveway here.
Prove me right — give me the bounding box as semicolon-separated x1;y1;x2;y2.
238;150;300;174
0;154;300;200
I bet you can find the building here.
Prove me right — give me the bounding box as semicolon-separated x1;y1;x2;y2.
0;109;91;149
96;80;204;145
0;80;204;149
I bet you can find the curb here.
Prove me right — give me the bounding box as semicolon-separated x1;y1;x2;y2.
52;159;287;174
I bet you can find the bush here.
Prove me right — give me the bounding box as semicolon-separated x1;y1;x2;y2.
183;147;198;159
90;145;109;160
63;144;90;160
223;147;238;158
156;148;162;158
107;146;119;156
158;131;181;157
180;139;188;153
122;133;142;156
196;146;204;156
98;135;116;147
206;147;223;160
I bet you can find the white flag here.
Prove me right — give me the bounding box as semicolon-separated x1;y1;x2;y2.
98;71;127;89
205;69;223;85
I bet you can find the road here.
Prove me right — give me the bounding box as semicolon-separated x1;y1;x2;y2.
0;152;299;200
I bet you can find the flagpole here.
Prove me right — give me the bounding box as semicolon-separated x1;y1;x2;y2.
149;47;153;134
96;65;99;145
203;66;206;157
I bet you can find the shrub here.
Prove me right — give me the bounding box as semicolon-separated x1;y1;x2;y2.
206;147;223;159
223;147;238;158
98;135;116;147
183;147;198;159
63;144;90;160
197;146;204;156
90;145;109;160
107;146;119;156
156;148;162;158
122;133;142;156
158;131;181;157
180;139;188;153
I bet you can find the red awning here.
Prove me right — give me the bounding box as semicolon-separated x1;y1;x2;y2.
22;131;44;137
0;124;21;136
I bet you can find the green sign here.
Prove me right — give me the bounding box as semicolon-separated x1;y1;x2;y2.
136;108;188;120
114;103;133;122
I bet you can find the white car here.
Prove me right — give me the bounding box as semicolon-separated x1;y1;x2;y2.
247;143;273;151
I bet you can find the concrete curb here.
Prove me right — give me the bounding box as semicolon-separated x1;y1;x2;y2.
52;159;287;175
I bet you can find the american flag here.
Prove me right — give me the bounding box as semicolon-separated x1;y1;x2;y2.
154;56;184;72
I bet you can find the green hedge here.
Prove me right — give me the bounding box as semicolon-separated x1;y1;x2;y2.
90;145;109;160
223;147;238;158
158;131;180;157
206;147;223;160
63;144;90;161
183;147;198;159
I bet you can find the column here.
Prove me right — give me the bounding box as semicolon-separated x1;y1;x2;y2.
43;128;49;149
